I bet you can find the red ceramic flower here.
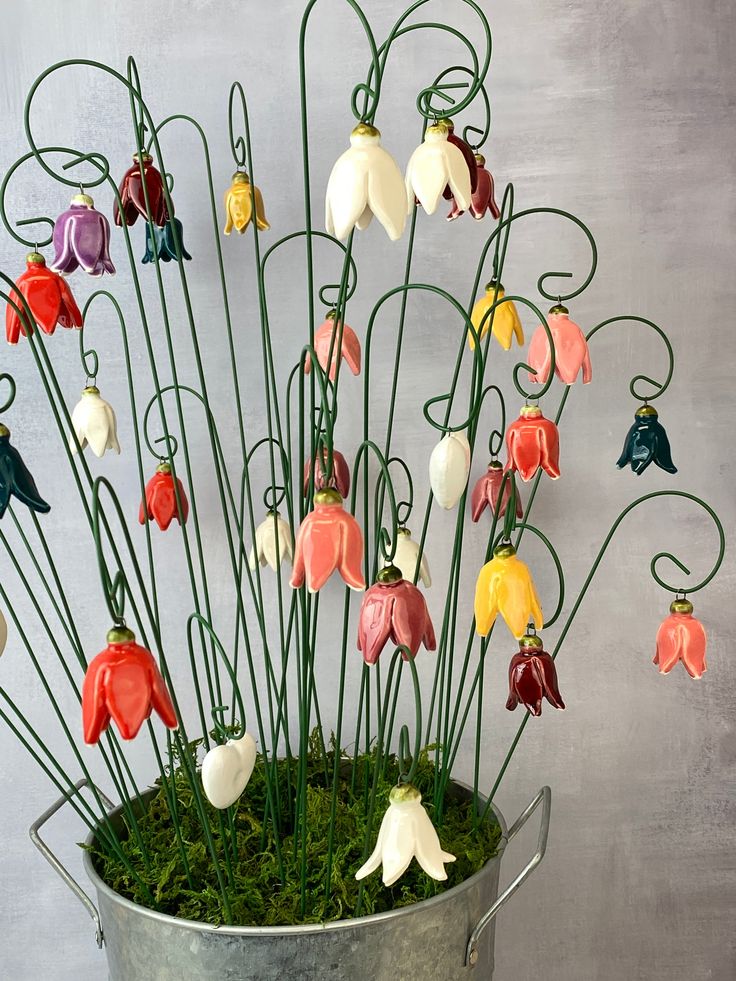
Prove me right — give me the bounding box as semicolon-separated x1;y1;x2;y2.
505;405;560;482
654;598;707;679
303;446;351;498
290;488;365;593
139;462;189;530
470;461;523;522
305;312;361;381
114;153;170;227
5;252;83;344
82;626;178;743
527;304;592;386
506;632;565;716
448;153;499;221
357;566;436;665
442;120;478;201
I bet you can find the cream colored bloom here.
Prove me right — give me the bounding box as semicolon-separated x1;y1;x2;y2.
389;527;431;587
201;732;257;810
69;386;120;457
248;511;293;572
405;122;472;215
429;430;471;509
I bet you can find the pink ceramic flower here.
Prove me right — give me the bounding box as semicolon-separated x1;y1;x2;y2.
290;488;365;593
303;447;351;498
357;566;436;665
304;312;361;381
654;598;707;679
527;304;592;386
470;461;523;522
505;406;560;482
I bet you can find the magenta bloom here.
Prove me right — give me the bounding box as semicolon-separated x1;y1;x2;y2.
303;447;351;498
50;193;115;277
470;461;523;522
357;566;436;665
506;633;565;717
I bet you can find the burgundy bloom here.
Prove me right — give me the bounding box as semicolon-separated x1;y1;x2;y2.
506;633;565;717
357;565;436;665
470;461;523;522
303;446;351;498
114;153;170;227
50;193;115;277
448;153;500;221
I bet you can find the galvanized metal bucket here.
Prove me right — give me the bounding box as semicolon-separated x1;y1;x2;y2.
30;779;550;981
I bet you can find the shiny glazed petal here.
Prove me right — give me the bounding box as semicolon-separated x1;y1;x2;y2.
50;195;116;277
357;572;435;665
303;447;351;499
0;426;51;518
469;285;524;351
506;637;565;715
201;733;257;809
114;154;170;227
305;317;361;381
474;544;543;639
505;406;560;481
69;386;120;458
429;431;471;509
405;123;472;215
139;463;189;530
468;157;500;220
442;124;478;199
527;310;592;385
290;490;365;593
390;528;431;587
654;600;707;678
470;463;523;522
248;512;293;571
223;172;269;234
143;218;192;263
6;253;83;343
616;406;677;476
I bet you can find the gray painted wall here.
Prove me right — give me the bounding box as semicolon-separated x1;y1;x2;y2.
0;1;734;979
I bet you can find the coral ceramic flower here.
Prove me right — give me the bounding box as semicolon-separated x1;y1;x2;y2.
429;430;471;509
304;311;361;381
139;462;189;531
527;304;591;386
201;732;257;809
142;217;192;263
389;526;431;587
616;405;677;476
506;632;565;716
69;386;120;458
223;171;269;235
290;488;365;593
654;598;707;679
325;122;407;242
357;565;436;665
114;153;170;227
469;281;524;352
303;446;350;499
405;121;472;216
50;193;115;277
82;625;178;743
505;405;560;482
475;542;543;640
6;252;83;344
356;783;456;886
471;461;523;523
0;423;50;518
248;511;293;572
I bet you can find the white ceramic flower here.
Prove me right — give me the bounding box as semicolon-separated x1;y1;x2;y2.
389;527;431;587
201;732;257;810
405;121;472;216
248;511;293;571
325;122;407;242
356;784;456;887
429;430;471;509
0;609;7;657
69;386;120;457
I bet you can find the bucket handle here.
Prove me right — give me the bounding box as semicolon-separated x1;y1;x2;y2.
465;785;552;968
29;777;114;949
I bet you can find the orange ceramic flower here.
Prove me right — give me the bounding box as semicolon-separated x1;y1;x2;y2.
6;252;83;344
305;312;361;381
139;462;189;531
290;488;365;593
654;598;707;679
505;405;560;482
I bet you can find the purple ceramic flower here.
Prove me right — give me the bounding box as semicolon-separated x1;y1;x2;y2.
50;193;115;277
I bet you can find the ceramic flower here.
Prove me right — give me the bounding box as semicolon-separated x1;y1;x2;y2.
0;608;6;657
114;153;170;227
248;511;293;572
506;632;565;716
69;386;120;458
290;488;365;593
201;732;257;809
505;405;560;482
82;625;178;743
616;405;677;476
139;462;189;531
0;423;50;518
303;446;351;499
325;122;407;242
429;430;471;509
527;304;592;386
357;565;436;665
405;121;472;216
448;152;500;221
654;598;707;679
470;461;523;522
469;281;523;352
389;526;431;587
50;193;115;277
304;311;361;381
6;252;83;344
223;171;270;234
475;542;543;640
356;783;456;887
441;119;478;200
142;217;192;263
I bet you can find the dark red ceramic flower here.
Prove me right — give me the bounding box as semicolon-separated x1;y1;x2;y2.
506;633;565;716
505;405;560;482
448;152;499;221
357;565;436;665
442;120;478;200
82;626;178;743
303;446;351;498
139;462;189;530
5;252;83;344
470;461;523;522
114;153;170;227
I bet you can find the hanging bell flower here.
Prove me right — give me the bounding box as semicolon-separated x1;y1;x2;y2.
303;446;351;499
506;632;565;716
616;405;677;476
475;542;543;640
50;193;116;277
289;488;365;593
6;252;83;344
453;152;500;221
82;625;178;743
389;526;431;587
69;386;120;458
142;217;192;264
442;119;478;204
654;598;707;679
356;783;456;886
248;511;293;572
527;304;592;386
357;565;436;665
429;430;471;509
223;171;270;235
201;732;257;809
325;122;407;242
0;608;6;657
114;152;170;227
405;120;472;216
471;461;523;522
505;405;560;482
139;462;189;531
0;423;50;519
469;281;524;352
304;310;361;381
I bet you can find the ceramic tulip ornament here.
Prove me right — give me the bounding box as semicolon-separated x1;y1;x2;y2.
429;430;471;509
0;423;50;518
305;310;361;381
475;542;543;640
616;405;677;476
201;732;257;809
469;282;524;352
441;119;478;198
50;193;116;277
303;446;350;499
142;217;192;263
6;252;83;344
506;631;565;716
290;488;365;593
505;405;560;482
248;511;293;572
325;122;407;241
654;598;707;679
405;120;472;216
223;171;270;234
389;526;431;587
527;304;591;386
357;565;436;665
69;386;120;458
471;461;523;522
139;461;189;530
114;153;170;227
356;783;456;887
448;152;500;221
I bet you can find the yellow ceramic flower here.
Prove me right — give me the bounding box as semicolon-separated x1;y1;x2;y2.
469;281;524;351
223;171;270;235
474;542;543;639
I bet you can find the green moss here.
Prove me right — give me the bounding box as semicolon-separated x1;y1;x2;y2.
89;744;501;927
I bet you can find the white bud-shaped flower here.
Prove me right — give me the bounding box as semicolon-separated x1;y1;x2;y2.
429;430;471;509
69;386;120;457
389;527;431;587
201;732;257;810
405;121;472;216
248;511;293;572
